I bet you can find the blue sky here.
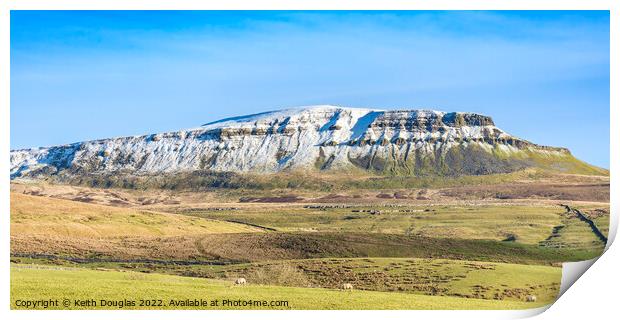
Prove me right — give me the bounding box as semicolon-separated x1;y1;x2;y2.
11;11;610;168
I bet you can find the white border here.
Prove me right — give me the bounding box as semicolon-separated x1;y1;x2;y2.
1;1;616;319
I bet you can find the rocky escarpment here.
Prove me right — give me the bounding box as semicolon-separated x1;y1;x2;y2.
10;105;578;180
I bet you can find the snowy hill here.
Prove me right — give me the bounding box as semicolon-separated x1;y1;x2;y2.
11;105;582;179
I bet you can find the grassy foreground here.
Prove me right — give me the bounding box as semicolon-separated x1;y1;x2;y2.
180;258;562;302
11;265;550;310
12;257;562;303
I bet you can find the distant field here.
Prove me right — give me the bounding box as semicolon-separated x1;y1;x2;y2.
11;193;262;238
11;231;600;265
180;204;603;247
10;265;549;310
12;192;603;263
10;169;610;207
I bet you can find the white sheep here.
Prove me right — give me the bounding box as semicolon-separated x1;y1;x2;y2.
526;295;537;302
342;283;353;291
235;277;247;285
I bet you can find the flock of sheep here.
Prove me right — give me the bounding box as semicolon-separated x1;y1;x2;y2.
233;277;537;302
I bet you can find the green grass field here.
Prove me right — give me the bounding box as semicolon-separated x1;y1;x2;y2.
11;257;562;303
189;258;562;302
10;265;550;310
184;204;572;245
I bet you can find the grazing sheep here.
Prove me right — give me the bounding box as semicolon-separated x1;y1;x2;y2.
235;278;247;285
342;283;353;291
526;295;537;302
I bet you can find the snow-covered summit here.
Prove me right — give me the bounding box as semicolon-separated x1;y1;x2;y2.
10;105;568;179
